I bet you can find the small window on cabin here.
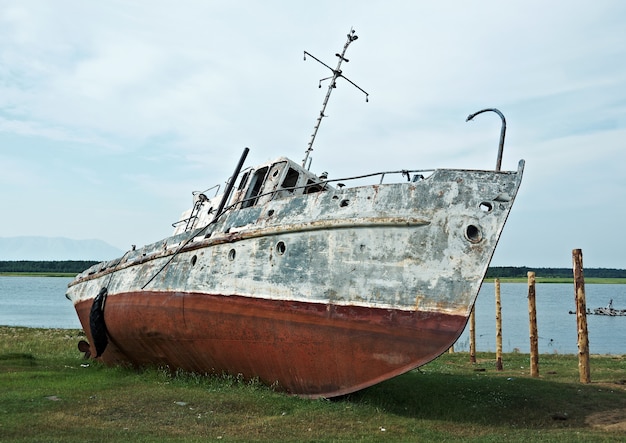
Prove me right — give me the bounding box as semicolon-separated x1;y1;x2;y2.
305;179;323;194
237;171;250;191
281;167;299;192
242;167;269;208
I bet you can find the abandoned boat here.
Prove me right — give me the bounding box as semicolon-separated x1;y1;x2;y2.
66;30;524;398
569;300;626;316
593;299;626;316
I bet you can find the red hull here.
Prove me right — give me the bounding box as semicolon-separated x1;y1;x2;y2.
75;291;466;398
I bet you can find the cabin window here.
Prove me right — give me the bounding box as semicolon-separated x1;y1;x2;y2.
305;179;323;194
242;167;269;208
237;171;250;191
281;167;299;192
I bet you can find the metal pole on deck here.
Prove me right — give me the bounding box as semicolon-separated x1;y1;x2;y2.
141;148;250;290
302;29;369;168
466;108;506;171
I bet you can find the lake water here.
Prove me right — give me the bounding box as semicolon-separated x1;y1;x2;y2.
0;276;81;329
456;282;626;355
1;277;625;355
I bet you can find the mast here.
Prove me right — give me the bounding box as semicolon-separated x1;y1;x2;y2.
302;28;369;168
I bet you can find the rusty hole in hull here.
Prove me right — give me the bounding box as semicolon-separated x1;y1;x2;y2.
465;225;482;243
276;241;286;255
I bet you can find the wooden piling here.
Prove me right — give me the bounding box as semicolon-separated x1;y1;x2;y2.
527;271;539;377
573;249;591;383
469;306;476;363
495;278;503;371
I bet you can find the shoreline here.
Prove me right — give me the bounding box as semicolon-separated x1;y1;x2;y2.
3;272;626;284
1;324;625;357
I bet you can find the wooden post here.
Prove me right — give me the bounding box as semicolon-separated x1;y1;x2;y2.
469;305;476;363
495;278;503;371
527;272;539;377
573;249;591;383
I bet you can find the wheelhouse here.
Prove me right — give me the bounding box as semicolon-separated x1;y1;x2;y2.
172;157;330;235
231;157;329;209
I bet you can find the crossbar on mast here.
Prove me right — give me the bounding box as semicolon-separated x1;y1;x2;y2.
302;28;369;168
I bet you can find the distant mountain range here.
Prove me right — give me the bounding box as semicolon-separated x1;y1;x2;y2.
0;236;124;261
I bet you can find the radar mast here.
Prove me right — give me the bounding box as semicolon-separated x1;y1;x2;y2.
302;28;369;168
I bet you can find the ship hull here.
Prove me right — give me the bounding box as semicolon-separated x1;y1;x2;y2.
75;290;466;398
67;162;524;397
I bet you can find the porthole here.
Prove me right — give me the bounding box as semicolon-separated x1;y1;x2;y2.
191;255;197;266
267;209;275;217
339;199;350;207
465;225;482;243
479;202;493;213
276;241;286;255
228;249;236;261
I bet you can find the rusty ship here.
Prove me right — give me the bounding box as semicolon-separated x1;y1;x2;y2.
66;30;524;398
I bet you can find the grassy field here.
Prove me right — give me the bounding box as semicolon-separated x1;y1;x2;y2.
1;326;626;442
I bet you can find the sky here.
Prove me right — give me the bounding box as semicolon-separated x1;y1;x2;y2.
1;0;625;268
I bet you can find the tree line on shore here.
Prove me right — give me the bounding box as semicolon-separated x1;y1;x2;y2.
486;266;626;279
0;261;625;278
0;261;99;274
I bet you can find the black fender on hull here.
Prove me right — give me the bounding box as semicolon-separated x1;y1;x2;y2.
89;287;109;358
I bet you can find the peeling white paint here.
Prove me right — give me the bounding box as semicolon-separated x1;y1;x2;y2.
68;157;524;322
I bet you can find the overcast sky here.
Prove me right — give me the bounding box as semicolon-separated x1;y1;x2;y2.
1;1;625;268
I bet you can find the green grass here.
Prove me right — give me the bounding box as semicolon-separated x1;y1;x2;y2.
1;326;626;442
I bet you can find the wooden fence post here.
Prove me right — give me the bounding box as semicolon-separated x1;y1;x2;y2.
495;278;503;371
528;272;539;377
470;306;476;363
573;249;591;383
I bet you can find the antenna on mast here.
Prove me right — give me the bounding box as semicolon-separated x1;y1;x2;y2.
302;28;369;168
